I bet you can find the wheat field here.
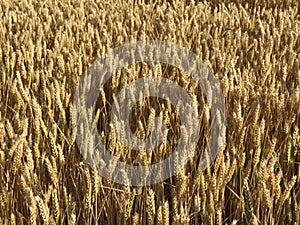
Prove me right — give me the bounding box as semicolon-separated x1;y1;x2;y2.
0;0;299;224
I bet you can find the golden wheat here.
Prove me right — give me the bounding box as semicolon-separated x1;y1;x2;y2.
0;0;299;224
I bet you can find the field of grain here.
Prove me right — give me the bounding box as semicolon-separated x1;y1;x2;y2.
0;0;299;224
